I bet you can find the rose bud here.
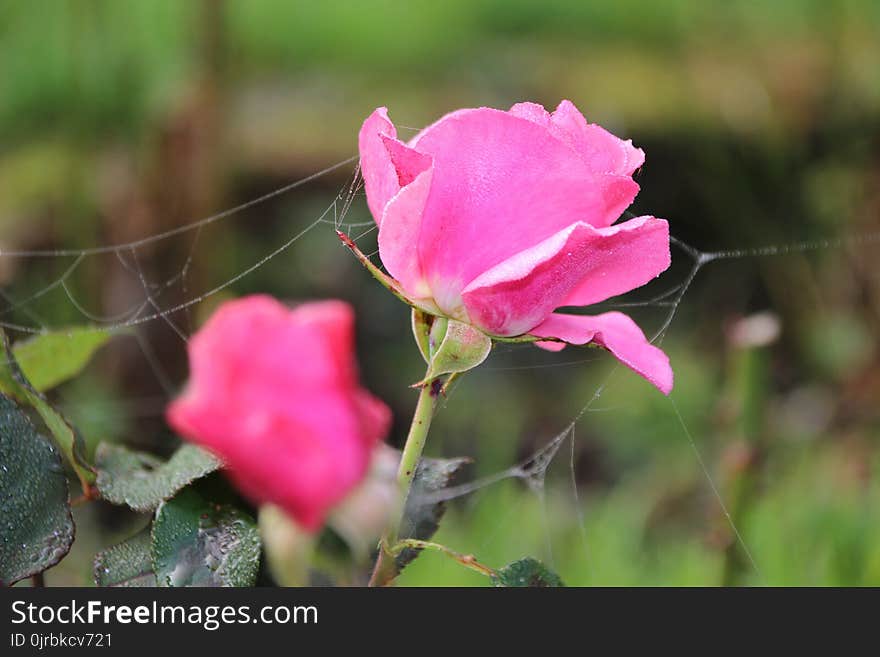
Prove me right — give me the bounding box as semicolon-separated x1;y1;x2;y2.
167;296;391;531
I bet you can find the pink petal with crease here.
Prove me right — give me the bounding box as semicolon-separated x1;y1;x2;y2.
461;216;671;336
531;311;673;394
562;216;670;307
381;134;432;187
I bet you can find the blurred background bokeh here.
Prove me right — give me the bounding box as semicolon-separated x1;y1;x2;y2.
3;0;879;585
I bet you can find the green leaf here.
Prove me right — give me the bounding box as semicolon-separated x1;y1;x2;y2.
11;327;112;393
151;487;261;587
491;557;565;587
0;343;27;406
396;455;470;570
96;443;221;512
28;398;94;489
420;319;492;383
0;330;95;489
94;528;157;587
0;394;75;586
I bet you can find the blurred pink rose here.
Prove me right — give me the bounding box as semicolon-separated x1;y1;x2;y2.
166;296;391;530
358;100;673;393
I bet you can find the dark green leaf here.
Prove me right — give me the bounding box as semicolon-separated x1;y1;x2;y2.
96;443;221;512
0;330;95;489
0;394;74;586
151;487;261;587
491;557;564;587
94;528;157;587
396;455;470;570
11;327;112;393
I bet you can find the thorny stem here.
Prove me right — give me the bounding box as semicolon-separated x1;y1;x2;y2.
336;231;439;316
720;345;768;585
368;372;441;587
389;539;496;578
338;229;501;585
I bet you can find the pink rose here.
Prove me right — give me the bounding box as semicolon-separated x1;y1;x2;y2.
358;100;673;394
166;296;391;530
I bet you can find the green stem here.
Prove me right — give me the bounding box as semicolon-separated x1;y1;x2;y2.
368;375;440;587
389;539;496;578
720;346;767;586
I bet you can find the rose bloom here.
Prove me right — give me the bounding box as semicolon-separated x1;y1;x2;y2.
358;100;673;394
166;296;391;530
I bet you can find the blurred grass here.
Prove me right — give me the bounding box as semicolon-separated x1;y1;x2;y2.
2;0;879;586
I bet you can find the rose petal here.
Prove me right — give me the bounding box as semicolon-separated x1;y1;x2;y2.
511;100;645;176
562;215;670;307
381;134;432;187
285;299;358;386
353;389;393;446
461;217;671;336
358;108;399;223
170;389;369;531
530;311;673;394
358;108;431;226
409;107;638;316
377;165;434;297
508;101;552;125
550;100;645;176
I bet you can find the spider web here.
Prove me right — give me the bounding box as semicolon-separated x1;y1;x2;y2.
2;146;877;585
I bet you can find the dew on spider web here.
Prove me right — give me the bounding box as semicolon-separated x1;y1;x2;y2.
413;221;880;582
1;151;879;584
0;158;365;451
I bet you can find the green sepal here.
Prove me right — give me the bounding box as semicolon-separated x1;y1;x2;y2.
416;319;492;385
411;308;433;364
